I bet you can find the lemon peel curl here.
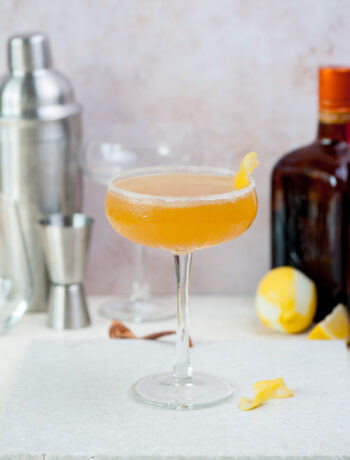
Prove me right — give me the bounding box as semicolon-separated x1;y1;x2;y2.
239;377;294;411
233;152;259;189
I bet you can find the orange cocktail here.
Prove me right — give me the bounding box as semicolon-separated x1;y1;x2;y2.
105;163;258;411
106;167;257;253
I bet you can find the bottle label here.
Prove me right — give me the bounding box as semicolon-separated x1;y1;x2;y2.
319;112;350;143
319;111;350;124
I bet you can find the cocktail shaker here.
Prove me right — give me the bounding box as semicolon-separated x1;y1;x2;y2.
0;33;82;311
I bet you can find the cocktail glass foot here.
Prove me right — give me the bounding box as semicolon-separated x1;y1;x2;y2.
100;297;175;323
130;372;234;410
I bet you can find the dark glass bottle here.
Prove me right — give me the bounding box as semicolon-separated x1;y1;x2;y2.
271;67;350;321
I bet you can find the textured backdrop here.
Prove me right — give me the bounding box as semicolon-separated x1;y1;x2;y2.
0;0;349;296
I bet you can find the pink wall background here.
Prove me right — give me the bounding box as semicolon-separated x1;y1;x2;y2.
0;0;349;296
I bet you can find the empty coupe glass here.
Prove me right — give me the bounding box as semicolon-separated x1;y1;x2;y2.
80;123;201;322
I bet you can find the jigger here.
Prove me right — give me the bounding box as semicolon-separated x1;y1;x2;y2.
39;214;93;330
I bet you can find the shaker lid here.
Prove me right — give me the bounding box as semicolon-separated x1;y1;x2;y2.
0;32;80;121
8;33;52;73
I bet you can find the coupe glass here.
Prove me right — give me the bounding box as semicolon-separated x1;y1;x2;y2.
105;165;258;410
0;194;33;334
81;124;200;322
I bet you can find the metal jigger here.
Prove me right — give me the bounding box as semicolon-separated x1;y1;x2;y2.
39;214;93;330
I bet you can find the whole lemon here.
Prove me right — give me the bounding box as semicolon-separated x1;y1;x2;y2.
255;266;317;334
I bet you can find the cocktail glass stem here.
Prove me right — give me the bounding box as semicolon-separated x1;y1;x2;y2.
99;242;174;322
172;253;193;384
130;245;150;302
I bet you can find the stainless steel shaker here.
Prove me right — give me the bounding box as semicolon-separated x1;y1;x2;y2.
0;33;82;311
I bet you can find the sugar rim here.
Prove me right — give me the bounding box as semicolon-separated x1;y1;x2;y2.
108;165;256;202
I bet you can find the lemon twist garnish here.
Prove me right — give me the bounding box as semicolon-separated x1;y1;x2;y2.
309;303;350;343
239;378;294;411
233;152;259;189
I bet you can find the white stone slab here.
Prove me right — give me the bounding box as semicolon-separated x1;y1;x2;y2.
0;339;350;460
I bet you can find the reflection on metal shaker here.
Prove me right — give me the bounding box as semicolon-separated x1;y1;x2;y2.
0;33;82;311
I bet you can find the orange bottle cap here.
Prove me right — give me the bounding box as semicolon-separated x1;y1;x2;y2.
319;66;350;113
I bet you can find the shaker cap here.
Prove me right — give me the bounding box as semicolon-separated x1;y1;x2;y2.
319;66;350;113
8;33;52;73
0;32;80;121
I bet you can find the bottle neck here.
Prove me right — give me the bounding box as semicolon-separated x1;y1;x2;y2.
317;112;350;144
317;122;350;143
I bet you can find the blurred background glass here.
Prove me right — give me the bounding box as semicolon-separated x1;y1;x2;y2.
0;194;33;334
80;122;201;322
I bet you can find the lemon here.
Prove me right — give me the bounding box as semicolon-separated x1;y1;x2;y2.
308;303;350;343
233;152;259;189
255;266;317;334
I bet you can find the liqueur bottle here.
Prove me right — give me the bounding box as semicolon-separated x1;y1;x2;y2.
271;67;350;321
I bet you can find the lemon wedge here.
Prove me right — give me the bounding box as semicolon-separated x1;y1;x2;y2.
308;303;350;343
255;266;317;334
239;378;294;411
233;152;259;189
